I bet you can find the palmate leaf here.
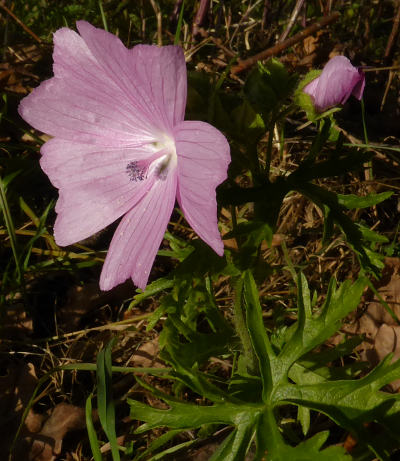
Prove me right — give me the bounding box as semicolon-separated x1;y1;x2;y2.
128;271;400;460
277;274;366;370
275;356;400;460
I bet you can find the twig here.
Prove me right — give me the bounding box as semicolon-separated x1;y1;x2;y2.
229;0;263;48
169;0;183;29
149;0;162;46
192;0;210;38
196;27;236;58
279;0;305;42
380;70;395;111
384;0;400;60
231;11;340;74
0;1;41;44
261;0;271;31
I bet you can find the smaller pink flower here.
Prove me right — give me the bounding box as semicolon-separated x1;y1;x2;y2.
303;56;365;112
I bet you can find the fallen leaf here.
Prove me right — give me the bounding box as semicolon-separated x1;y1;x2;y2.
128;338;165;368
0;360;43;460
339;258;400;390
28;403;86;461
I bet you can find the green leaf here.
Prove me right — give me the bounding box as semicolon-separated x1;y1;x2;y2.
269;431;351;461
209;417;257;461
129;276;174;310
293;181;385;275
231;99;265;144
275;356;400;460
357;223;389;244
129;397;256;433
338;191;393;209
244;67;277;119
243;270;275;399
291;150;373;182
294;70;321;121
306;118;332;162
278;275;366;371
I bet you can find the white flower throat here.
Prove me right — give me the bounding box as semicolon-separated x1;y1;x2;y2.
126;135;177;182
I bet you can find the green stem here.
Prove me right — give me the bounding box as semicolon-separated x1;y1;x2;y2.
360;97;373;179
233;277;258;374
264;118;275;181
361;98;369;146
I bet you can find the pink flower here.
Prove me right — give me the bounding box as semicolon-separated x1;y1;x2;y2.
303;56;365;112
18;21;230;291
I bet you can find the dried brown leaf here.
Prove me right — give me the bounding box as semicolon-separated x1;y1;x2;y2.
28;403;86;461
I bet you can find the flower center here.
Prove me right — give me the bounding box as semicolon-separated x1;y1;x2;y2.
126;161;146;182
151;135;177;180
125;135;177;183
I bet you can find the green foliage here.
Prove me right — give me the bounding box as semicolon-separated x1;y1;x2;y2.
244;59;298;122
3;7;399;461
294;69;321;121
128;271;400;460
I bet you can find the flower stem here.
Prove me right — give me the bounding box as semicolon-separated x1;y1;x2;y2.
265;117;276;181
361;97;373;180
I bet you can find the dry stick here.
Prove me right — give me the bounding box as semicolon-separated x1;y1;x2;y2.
231;11;340;74
261;0;271;31
149;0;162;46
384;0;400;60
0;1;41;44
229;0;263;48
209;36;236;58
380;70;395;112
192;0;210;38
169;0;183;28
279;0;305;42
381;2;400;110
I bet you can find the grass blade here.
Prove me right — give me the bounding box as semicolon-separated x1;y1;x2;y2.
86;394;103;461
0;175;22;283
97;340;121;461
174;0;185;45
99;0;108;31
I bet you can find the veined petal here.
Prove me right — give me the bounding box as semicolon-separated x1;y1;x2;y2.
351;75;365;100
41;139;158;246
76;21;186;133
174;121;230;256
18;28;155;146
100;171;177;291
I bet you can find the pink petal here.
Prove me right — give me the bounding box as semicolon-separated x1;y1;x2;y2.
174;121;230;256
100;171;178;291
41;139;158;246
351;72;366;100
18;28;155;146
303;76;318;96
303;56;365;112
76;21;187;133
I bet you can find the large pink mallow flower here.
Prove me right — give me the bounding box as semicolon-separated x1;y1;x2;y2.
303;56;365;112
19;21;230;291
